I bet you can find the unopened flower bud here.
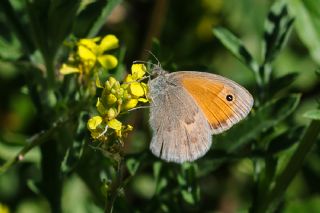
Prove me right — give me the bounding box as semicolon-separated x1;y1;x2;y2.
107;108;117;120
108;77;117;87
107;94;117;105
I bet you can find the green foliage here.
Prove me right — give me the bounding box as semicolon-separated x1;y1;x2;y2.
0;0;320;213
287;0;320;65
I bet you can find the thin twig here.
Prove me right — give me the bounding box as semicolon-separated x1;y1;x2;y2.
257;119;320;213
0;117;68;174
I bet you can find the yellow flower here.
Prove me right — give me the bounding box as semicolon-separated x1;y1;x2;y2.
87;63;150;145
78;35;119;69
123;64;150;110
60;34;119;76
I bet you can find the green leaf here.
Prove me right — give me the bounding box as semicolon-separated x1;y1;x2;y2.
213;27;259;72
181;189;195;204
74;0;122;37
0;0;35;54
153;161;162;180
47;0;80;53
26;0;48;59
61;112;88;174
126;158;140;176
268;73;298;97
303;109;320;120
215;94;301;152
262;2;294;63
316;67;320;77
262;120;320;212
283;196;320;213
288;0;320;65
27;179;41;195
267;126;304;154
88;0;122;37
213;27;261;85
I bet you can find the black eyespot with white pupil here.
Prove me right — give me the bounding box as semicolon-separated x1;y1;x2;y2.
226;94;233;101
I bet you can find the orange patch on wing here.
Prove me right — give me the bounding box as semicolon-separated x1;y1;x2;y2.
180;76;236;129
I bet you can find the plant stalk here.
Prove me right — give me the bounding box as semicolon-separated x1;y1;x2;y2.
105;158;125;213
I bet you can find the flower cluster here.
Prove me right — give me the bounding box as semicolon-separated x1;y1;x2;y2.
60;34;119;78
87;64;149;145
59;34;150;154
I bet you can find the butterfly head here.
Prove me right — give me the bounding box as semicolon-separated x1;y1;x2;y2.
151;64;167;77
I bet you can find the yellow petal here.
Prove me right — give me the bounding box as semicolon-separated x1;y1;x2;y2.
123;99;138;110
138;98;149;103
59;64;80;75
124;74;133;83
78;38;99;52
87;116;103;130
141;82;149;95
127;125;133;131
131;64;147;79
95;76;103;88
108;118;122;130
129;82;145;97
98;54;118;69
78;45;96;61
99;34;119;53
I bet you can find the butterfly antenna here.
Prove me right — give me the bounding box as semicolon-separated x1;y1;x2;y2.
145;50;161;68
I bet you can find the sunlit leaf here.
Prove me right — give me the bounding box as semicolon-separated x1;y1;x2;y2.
288;0;320;65
126;158;140;176
213;27;259;74
263;2;294;63
303;109;320;120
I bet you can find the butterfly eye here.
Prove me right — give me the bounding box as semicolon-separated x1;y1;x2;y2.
226;94;233;102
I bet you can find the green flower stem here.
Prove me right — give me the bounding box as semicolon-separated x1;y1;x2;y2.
105;158;125;213
44;54;56;89
259;119;320;212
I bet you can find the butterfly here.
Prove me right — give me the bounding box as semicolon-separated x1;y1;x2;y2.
147;65;253;163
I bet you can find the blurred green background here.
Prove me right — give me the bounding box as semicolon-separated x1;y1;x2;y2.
0;0;320;212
